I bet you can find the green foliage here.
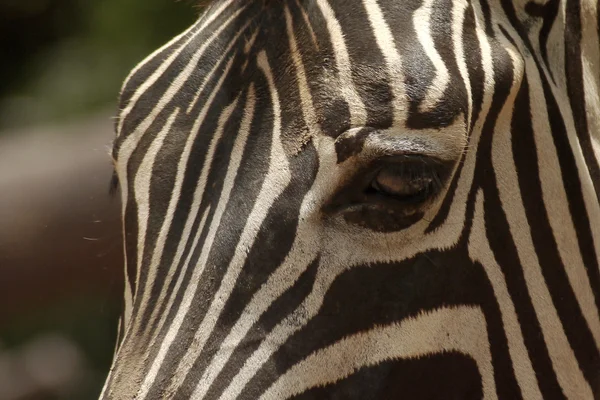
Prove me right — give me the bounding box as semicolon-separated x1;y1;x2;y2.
0;0;197;129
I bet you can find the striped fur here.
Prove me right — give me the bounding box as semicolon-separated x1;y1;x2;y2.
102;0;600;398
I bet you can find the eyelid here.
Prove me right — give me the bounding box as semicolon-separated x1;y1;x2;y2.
334;123;467;166
360;131;465;163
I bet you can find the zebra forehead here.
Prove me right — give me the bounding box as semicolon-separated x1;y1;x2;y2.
116;0;488;150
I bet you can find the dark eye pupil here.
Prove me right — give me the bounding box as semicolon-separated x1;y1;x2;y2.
371;167;434;200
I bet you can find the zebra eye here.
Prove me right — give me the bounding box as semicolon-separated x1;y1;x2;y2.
370;164;438;203
324;156;450;232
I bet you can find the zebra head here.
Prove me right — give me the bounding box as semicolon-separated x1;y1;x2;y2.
102;0;600;398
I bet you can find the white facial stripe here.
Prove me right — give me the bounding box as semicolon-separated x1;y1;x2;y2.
186;17;255;113
452;0;473;129
133;109;180;302
294;0;320;50
125;53;236;343
139;45;248;344
146;88;256;354
217;137;342;400
169;51;291;397
134;57;239;400
362;0;407;125
116;23;200;138
284;4;320;144
315;0;368;126
525;46;598;400
492;20;597;398
413;0;450;113
260;306;494;400
483;41;548;399
469;191;542;400
190;136;337;399
159;90;252;395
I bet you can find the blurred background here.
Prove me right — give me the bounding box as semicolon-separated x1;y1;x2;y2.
0;1;197;398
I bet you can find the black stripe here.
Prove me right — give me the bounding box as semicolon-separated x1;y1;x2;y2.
201;257;320;400
426;2;484;233
123;109;179;301
565;0;600;309
290;353;483;400
412;0;469;129
114;3;256;153
524;0;560;82
464;2;485;133
498;2;600;387
289;0;352;138
329;0;394;129
377;0;438;130
142;56;275;397
240;247;513;398
468;37;546;399
537;61;600;390
510;74;573;398
173;106;320;399
130;43;241;315
140;36;249;339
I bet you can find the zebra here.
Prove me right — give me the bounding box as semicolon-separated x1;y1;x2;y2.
101;0;600;398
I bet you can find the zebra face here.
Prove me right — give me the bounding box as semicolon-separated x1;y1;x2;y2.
103;0;600;399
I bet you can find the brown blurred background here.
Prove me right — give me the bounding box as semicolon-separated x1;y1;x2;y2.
0;1;196;399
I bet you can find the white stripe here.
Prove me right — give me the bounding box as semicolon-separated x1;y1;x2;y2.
362;0;407;125
294;0;320;50
117;24;198;127
162;86;255;398
122;236;133;329
451;0;473;129
469;191;542;399
117;0;240;136
103;109;178;398
581;0;600;166
134;57;238;400
261;306;495;400
220;206;385;400
129;55;237;342
133;109;180;301
413;0;450;112
284;4;319;143
140;24;254;342
521;41;595;399
154;92;245;396
496;0;600;348
117;0;221;104
315;0;367;126
187;18;254;113
187;87;261;399
579;0;600;312
483;44;545;395
195;137;338;398
514;1;600;352
173;51;291;396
